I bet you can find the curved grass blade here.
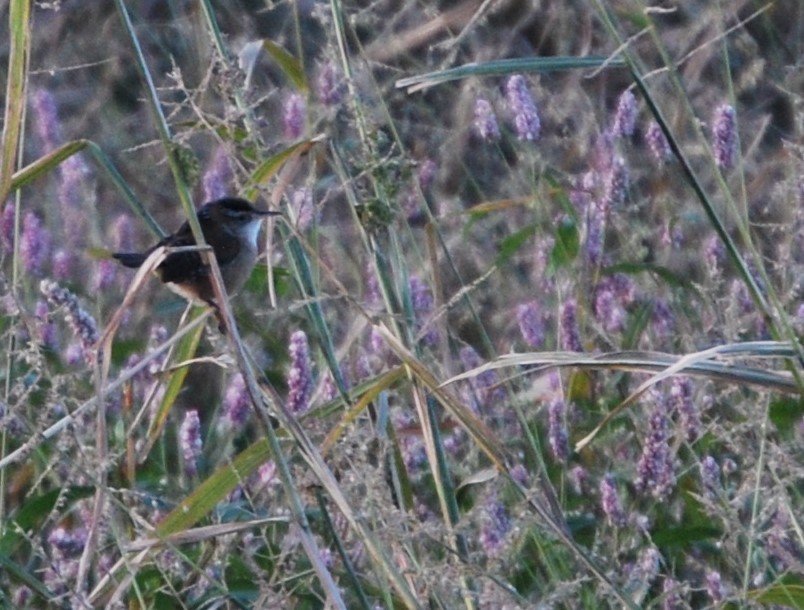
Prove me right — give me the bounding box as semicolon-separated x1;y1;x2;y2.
443;344;802;396
244;135;326;198
573;342;796;451
137;307;208;463
10;139;162;238
261;39;309;93
396;55;626;93
441;342;801;453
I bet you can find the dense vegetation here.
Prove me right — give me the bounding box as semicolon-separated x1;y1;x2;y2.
1;1;802;607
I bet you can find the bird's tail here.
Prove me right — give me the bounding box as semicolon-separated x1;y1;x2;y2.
112;252;147;268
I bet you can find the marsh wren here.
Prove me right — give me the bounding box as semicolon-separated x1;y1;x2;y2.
113;197;279;308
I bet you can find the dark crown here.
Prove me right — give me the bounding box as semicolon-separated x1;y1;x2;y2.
202;197;278;222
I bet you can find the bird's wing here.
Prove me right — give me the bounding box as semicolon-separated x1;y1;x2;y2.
157;219;243;283
155;222;207;284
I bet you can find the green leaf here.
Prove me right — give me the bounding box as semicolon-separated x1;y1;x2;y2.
543;171;577;222
749;576;804;607
549;216;579;270
651;524;721;548
9;140;86;193
244;263;291;297
567;371;593;403
621;300;653;350
245;137;324;198
769;396;804;437
156;438;272;535
213;124;250;143
495;224;539;267
261;39;308;93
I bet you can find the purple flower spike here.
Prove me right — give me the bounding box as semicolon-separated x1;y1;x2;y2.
112;214;134;252
662;578;685;610
602;156;629;210
202;147;233;202
180;409;203;478
646;121;672;163
1;202;15;254
31;89;62;152
222;373;250;430
417;159;437;191
32;88;92;244
600;473;626;527
651;299;674;340
624;546;662;603
635;399;676;499
505;74;541;141
288;330;313;414
51;249;73;280
473;98;501;142
321;365;347;402
459;346;505;409
58;155;90;212
479;494;511;556
712;103;738;170
560;299;582;352
94;259;117;291
40;280;99;365
547;397;569;462
35;299;58;349
669;377;700;442
410;275;437;345
516;301;544;348
584;200;606;265
21;211;51;277
292;187;315;232
12;586;32;607
706;570;725;603
593;278;626;332
316;62;343;106
44;521;88;596
283;93;306;140
700;455;721;499
569;465;587;495
612;90;637;138
509;464;530;486
704;234;726;278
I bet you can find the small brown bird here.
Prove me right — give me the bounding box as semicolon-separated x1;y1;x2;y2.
113;197;279;308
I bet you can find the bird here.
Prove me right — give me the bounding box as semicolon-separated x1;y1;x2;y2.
113;197;280;310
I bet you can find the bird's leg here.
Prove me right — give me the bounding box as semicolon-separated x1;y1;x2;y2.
202;298;228;335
